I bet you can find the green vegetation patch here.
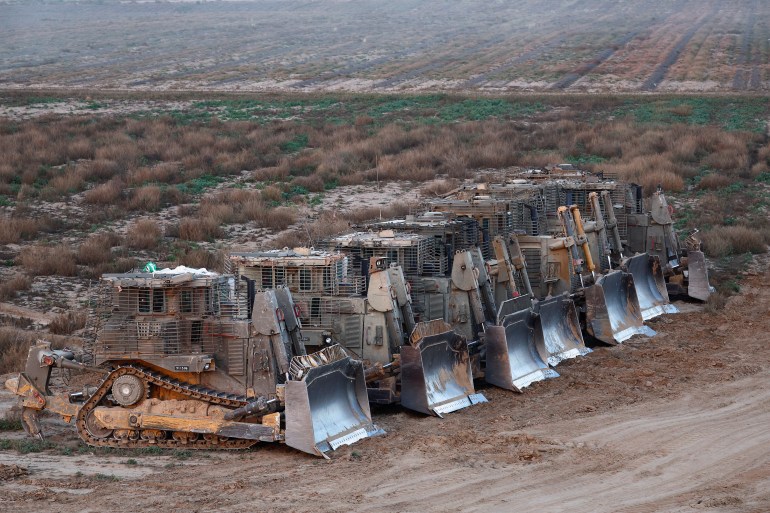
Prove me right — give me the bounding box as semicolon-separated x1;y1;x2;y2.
281;133;309;153
177;174;226;195
611;97;768;132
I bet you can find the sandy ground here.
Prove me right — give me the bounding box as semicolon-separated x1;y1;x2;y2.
1;267;769;512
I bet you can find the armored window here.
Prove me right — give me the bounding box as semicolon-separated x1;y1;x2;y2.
180;290;193;313
274;267;285;287
323;265;334;293
203;287;212;313
138;289;151;313
299;268;311;291
261;267;273;289
152;289;165;313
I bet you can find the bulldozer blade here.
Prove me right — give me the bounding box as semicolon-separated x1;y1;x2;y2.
497;294;534;321
484;309;559;393
624;254;679;320
401;321;487;417
284;346;382;458
686;250;712;302
534;295;592;366
585;270;656;345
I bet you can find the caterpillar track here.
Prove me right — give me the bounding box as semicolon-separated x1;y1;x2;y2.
75;365;258;450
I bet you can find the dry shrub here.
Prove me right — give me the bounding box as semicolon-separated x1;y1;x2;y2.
94;136;140;165
270;230;305;249
697;173;732;190
47;169;85;196
127;185;162;211
705;148;748;173
0;328;38;374
291;175;325;192
703;291;728;312
0;217;41;244
128;162;179;186
215;150;260;174
177;248;225;272
48;311;87;335
77;233;118;266
700;226;767;257
0;274;31;301
179;217;222;241
19;245;77;276
260;186;284;203
255;206;297;231
127;219;163;250
66;137;94;160
612;155;684;193
750;161;768;178
82;159;121;181
199;202;236;225
84;178;124;205
253;161;290;182
90;257;137;277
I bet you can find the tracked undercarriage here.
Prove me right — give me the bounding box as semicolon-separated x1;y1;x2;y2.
5;267;381;457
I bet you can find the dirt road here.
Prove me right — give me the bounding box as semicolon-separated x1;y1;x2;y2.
1;270;769;512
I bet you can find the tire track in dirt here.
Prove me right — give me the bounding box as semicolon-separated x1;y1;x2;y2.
731;0;758;90
641;4;718;91
460;32;570;88
550;30;639;89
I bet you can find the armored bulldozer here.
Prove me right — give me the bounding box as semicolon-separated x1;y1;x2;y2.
5;267;380;457
229;248;486;417
324;229;588;392
436;171;712;301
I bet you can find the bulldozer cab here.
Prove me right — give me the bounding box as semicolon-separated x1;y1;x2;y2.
95;268;248;378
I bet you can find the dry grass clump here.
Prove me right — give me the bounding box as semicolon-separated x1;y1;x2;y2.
46;169;85;197
700;226;767;257
127;185;162;211
0;217;43;244
255;206;297;231
0;274;32;301
178;217;222;241
697;173;732;190
18;245;77;276
48;311;87;335
272;210;353;249
199;202;237;225
77;233;121;266
610;155;685;193
127;219;163;250
703;291;728;313
260;185;284;203
176;247;226;272
0;328;39;374
84;178;124;205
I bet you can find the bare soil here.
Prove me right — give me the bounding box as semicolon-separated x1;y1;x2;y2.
1;0;768;93
1;262;769;512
